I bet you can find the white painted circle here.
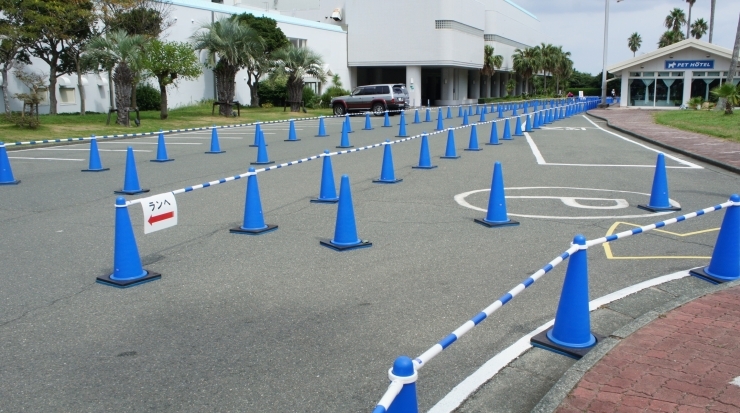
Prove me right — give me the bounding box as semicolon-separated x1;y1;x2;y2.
454;186;681;220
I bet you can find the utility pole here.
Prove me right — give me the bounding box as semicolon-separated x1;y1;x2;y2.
709;0;716;43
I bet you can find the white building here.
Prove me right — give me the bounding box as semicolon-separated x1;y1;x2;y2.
0;0;541;114
608;39;738;108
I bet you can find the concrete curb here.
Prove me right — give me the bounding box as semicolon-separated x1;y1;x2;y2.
531;277;740;413
585;111;740;176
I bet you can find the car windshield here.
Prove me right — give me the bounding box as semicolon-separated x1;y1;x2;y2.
393;86;407;95
352;87;362;96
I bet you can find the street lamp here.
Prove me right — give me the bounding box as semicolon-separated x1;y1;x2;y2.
601;0;625;108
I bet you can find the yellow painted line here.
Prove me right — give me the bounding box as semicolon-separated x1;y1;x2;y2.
602;221;717;260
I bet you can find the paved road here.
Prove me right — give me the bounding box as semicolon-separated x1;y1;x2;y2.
1;107;738;412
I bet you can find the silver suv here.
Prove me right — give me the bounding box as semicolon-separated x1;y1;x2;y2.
331;84;409;116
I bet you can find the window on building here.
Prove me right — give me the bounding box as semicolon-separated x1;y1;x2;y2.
643;72;655;77
37;87;49;105
211;0;224;3
693;71;705;77
658;72;669;77
289;38;307;48
59;87;76;104
629;72;641;77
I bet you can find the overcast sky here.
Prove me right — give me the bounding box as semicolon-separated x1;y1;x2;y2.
512;0;740;74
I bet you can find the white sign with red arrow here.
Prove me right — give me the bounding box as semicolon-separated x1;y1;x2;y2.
140;193;178;234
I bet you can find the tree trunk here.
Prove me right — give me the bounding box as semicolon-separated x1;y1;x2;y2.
108;68;115;110
158;76;168;120
247;72;259;107
113;63;134;126
2;65;11;116
687;5;692;39
48;65;58;115
214;63;237;116
288;77;303;112
76;59;86;116
131;77;138;110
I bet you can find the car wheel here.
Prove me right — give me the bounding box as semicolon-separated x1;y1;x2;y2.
333;104;346;116
371;103;385;116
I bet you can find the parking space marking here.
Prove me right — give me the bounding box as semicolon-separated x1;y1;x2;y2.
602;221;716;260
97;142;202;145
9;156;84;161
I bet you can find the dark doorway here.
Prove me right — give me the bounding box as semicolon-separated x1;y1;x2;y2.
421;68;441;106
356;67;406;86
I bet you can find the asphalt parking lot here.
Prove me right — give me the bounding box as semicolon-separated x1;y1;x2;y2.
1;106;738;412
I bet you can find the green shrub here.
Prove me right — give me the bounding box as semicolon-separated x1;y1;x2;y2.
5;112;41;129
261;102;274;108
258;80;287;106
136;83;161;111
320;86;350;108
302;86;321;109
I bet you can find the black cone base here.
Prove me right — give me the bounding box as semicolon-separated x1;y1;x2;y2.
205;151;225;154
465;148;483;151
97;270;161;288
336;145;354;149
249;144;268;147
531;329;604;360
396;135;409;138
440;155;461;159
0;180;21;185
372;178;403;184
315;134;329;137
310;198;339;204
230;224;278;235
690;267;737;285
485;143;502;146
320;239;372;251
114;188;150;195
637;204;681;213
474;218;520;228
151;159;174;162
82;168;110;172
251;161;275;165
363;128;374;131
412;165;438;169
284;139;301;142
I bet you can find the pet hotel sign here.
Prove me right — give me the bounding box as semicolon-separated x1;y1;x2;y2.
664;60;714;70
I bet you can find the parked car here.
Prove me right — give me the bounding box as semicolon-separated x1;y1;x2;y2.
331;84;409;116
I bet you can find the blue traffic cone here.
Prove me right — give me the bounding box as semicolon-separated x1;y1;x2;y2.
474;161;518;227
397;112;408;137
151;130;174;162
413;135;437;169
525;114;533;132
502;118;513;140
285;119;300;141
479;110;486;123
413;109;421;124
446;106;452;119
540;111;547;127
468;105;473;116
512;106;518;116
115;147;149;195
498;106;504;118
385;356;419;413
0;145;20;185
486;121;501;145
251;131;274;165
363;112;374;130
316;116;329;137
475;105;480;115
514;116;524;136
345;114;354;133
250;123;262;147
638;153;680;212
373;140;402;184
559;107;565;119
441;129;460;159
82;136;110;172
230;167;278;235
458;106;463;118
425;108;432;122
320;175;372;251
382;111;392;127
337;122;353;149
690;194;740;283
531;234;600;359
462;111;469;126
435;109;445;131
482;105;488;115
533;112;541;129
206;126;224;153
465;125;482;151
96;197;161;288
311;150;339;203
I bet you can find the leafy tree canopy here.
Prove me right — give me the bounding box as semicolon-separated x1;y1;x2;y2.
231;13;289;55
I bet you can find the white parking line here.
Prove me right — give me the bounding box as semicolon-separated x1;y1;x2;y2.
35;148;152;152
9;156;84;161
97;142;202;145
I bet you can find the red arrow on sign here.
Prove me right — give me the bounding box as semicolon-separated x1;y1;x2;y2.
148;211;174;225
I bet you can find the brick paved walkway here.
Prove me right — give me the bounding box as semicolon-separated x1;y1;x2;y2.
555;286;740;413
588;109;740;172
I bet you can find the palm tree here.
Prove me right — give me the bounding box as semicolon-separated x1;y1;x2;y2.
191;18;263;116
85;30;146;126
271;45;326;112
685;0;697;39
658;30;684;48
551;47;572;94
710;83;739;115
691;18;708;39
512;47;535;95
628;32;642;57
481;45;503;95
665;8;687;34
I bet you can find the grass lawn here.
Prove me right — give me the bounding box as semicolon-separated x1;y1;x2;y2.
0;102;333;143
654;110;740;143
